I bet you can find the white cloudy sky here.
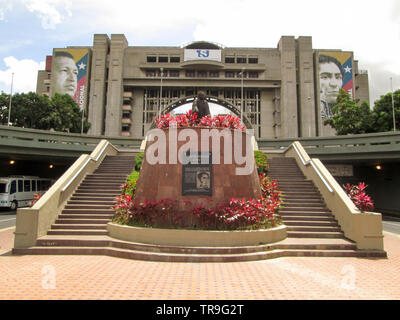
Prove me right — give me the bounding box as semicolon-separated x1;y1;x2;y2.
0;0;399;105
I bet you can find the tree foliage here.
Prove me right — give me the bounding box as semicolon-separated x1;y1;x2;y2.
371;90;400;132
0;92;90;133
324;88;400;135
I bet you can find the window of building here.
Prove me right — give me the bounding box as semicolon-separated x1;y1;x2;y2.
158;56;168;63
122;111;131;119
237;71;247;78
237;56;247;64
209;90;219;97
158;69;167;77
197;71;207;78
170;56;180;63
248;57;258;64
169;70;180;77
186;70;195;77
248;71;259;78
146;70;156;77
225;71;235;78
171;89;180;98
147;56;157;63
209;71;219;78
225;57;235;63
122;125;130;132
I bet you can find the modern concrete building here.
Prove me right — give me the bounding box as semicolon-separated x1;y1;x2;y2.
36;34;370;139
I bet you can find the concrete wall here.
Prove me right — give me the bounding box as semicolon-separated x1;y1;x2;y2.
88;34;110;135
278;36;298;138
297;37;316;137
105;34;128;136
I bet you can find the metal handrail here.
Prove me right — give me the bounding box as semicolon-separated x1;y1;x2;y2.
61;141;110;192
292;142;333;193
310;160;334;193
292;143;306;166
61;157;91;192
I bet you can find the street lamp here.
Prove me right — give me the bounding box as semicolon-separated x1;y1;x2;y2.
159;67;164;117
391;77;396;131
8;73;14;126
240;68;244;124
81;107;85;135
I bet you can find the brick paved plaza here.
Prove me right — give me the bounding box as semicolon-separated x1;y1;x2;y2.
0;226;399;300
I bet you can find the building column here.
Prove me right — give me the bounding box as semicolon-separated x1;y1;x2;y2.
104;34;128;137
278;36;298;138
297;36;316;137
88;34;110;136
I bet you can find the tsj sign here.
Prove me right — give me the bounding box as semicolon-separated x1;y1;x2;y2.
184;49;222;62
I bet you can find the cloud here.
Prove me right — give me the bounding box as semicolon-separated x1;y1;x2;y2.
0;1;13;20
0;56;45;93
21;0;72;29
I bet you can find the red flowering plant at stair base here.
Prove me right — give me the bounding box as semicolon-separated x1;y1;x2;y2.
155;111;245;131
344;182;374;212
29;193;43;207
191;174;282;230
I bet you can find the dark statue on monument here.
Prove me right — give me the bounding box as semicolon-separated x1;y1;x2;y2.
192;91;210;119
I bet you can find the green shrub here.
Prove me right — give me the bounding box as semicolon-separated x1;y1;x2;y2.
254;151;269;175
134;152;144;171
122;170;140;196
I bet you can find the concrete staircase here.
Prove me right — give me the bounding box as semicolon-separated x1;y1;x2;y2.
268;157;345;239
47;155;135;236
13;155;386;262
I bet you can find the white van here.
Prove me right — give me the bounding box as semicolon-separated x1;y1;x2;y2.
0;176;53;210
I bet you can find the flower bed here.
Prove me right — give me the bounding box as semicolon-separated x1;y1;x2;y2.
344;182;374;212
113;171;282;231
112;120;282;231
155;110;245;131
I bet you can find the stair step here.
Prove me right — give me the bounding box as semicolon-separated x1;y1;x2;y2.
51;224;108;230
64;205;114;210
47;230;109;236
73;192;120;196
76;185;122;189
282;199;324;204
281;203;326;208
14;246;386;262
70;196;116;201
281;204;329;210
287;231;345;239
85;174;128;178
284;221;338;227
280;216;336;221
59;214;114;219
55;219;111;224
62;209;114;214
34;236;358;252
67;200;116;205
287;226;342;232
279;211;333;216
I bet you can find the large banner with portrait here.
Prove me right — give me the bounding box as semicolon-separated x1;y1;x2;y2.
316;51;354;120
51;48;90;110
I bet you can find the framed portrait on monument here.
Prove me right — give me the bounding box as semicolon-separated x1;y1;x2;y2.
182;151;213;196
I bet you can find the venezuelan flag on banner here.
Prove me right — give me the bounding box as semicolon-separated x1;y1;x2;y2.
54;48;90;110
320;51;354;98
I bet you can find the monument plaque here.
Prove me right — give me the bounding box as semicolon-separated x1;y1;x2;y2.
182;151;212;196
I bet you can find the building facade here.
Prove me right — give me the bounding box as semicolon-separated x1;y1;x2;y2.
36;34;370;139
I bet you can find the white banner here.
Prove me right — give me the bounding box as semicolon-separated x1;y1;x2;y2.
184;49;221;62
